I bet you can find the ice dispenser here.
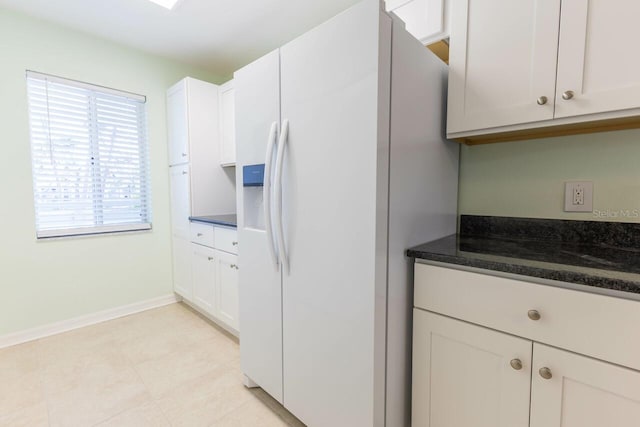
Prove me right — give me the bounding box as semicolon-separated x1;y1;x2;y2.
242;164;266;229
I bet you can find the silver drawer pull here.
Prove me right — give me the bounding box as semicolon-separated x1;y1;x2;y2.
536;96;548;105
181;153;187;157
562;90;574;100
207;257;214;261
197;233;203;237
510;359;523;371
539;367;553;380
230;264;239;270
182;171;188;175
527;310;541;321
232;241;238;246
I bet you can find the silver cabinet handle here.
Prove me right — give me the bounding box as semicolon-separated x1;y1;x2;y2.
182;171;188;175
537;96;548;105
528;310;541;321
510;359;523;371
197;233;203;237
207;257;214;261
230;264;239;270
562;90;574;100
232;241;238;246
181;153;187;157
539;367;553;380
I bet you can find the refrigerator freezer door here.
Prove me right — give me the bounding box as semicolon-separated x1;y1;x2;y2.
235;49;284;403
279;1;391;426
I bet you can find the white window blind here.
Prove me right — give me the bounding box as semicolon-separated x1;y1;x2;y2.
26;71;152;238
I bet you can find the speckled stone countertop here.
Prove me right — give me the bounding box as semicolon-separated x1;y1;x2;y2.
189;214;237;228
407;215;640;295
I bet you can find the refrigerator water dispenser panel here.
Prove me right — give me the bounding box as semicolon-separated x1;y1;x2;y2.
243;164;265;187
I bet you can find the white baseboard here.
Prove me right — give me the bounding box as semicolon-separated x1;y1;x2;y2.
0;294;181;349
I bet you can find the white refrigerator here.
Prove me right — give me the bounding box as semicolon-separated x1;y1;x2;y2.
235;1;459;426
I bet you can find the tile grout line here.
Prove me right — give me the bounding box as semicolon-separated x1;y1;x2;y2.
34;338;53;427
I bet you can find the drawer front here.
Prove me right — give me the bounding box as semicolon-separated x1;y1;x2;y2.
414;263;640;372
214;226;238;254
189;222;215;248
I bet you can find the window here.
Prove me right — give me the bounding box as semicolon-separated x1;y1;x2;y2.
26;71;152;238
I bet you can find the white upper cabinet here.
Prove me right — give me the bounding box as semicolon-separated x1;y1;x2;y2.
448;0;640;140
447;0;561;134
385;0;449;45
530;343;640;427
555;0;640;118
219;80;236;167
167;80;190;166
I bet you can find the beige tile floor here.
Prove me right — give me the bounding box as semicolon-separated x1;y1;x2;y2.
0;303;305;427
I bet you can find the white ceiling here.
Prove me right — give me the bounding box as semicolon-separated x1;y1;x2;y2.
0;0;362;78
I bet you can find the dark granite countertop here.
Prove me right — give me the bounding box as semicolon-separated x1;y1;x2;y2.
189;214;237;228
407;216;640;295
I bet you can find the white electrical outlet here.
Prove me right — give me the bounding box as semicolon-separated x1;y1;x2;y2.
573;185;584;205
565;181;593;212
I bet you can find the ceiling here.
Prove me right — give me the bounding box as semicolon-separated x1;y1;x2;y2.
0;0;362;78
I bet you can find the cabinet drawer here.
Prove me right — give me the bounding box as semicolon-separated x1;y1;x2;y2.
414;263;640;372
214;227;238;254
189;222;215;248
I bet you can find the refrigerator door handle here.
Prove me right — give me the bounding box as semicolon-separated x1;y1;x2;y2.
264;121;279;270
274;119;289;274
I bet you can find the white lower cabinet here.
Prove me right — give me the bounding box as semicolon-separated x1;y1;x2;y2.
412;310;532;427
530;343;640;427
177;222;239;335
172;237;193;300
412;263;640;427
215;250;239;330
191;243;216;314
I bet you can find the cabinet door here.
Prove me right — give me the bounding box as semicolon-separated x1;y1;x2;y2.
412;310;532;427
190;243;216;315
215;250;239;331
447;0;561;134
531;343;640;427
169;166;191;239
172;237;193;300
167;80;189;166
385;0;448;45
219;81;236;167
555;0;640;118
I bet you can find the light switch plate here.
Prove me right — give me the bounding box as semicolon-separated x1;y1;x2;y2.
564;181;593;212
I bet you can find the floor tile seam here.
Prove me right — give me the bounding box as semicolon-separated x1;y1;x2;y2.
33;337;53;427
127;355;160;401
206;398;262;427
151;392;178;427
127;335;237;376
136;356;240;404
87;400;172;427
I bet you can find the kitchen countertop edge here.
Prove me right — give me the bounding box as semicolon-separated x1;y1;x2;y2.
189;214;237;228
407;236;640;296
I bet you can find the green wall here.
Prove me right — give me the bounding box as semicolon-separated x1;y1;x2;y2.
459;129;640;222
0;8;224;336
